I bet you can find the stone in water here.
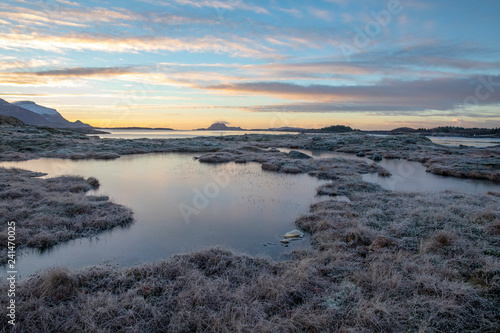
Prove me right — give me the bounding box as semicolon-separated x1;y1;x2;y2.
284;230;304;239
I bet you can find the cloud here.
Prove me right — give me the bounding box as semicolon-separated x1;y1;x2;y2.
275;7;303;18
34;66;138;77
145;0;269;14
0;64;243;88
0;11;88;27
0;32;280;59
0;58;66;70
0;3;216;28
205;76;500;112
308;8;331;21
213;120;230;124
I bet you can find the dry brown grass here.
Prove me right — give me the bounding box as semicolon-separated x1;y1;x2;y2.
36;268;77;302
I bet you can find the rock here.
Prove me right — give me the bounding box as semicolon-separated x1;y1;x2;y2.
70;153;87;160
284;229;304;239
198;152;235;163
93;152;121;160
239;145;264;152
288;150;312;159
372;153;383;162
356;151;366;157
280;239;289;244
281;165;302;174
378;169;391;177
262;163;281;171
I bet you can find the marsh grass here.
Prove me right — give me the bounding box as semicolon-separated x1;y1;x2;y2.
0;167;133;264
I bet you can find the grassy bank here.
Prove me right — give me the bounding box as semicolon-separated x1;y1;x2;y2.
0;167;133;264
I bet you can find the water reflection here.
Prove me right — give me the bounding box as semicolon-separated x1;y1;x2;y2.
0;154;326;279
428;136;500;147
280;149;500;194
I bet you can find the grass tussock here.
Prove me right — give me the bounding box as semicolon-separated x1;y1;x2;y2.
0;167;133;264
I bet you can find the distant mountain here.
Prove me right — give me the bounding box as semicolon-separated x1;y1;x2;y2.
0;99;50;125
320;125;354;133
104;127;174;130
197;122;244;131
390;127;418;133
0;99;91;128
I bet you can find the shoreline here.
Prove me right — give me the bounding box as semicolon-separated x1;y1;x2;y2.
1;125;499;181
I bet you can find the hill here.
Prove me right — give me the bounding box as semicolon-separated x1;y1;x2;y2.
197;122;245;131
0;99;92;129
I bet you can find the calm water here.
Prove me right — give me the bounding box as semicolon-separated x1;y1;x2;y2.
428;136;500;147
280;149;500;194
98;129;298;139
0;154;326;279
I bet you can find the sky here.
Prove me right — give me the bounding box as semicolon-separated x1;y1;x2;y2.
0;0;499;130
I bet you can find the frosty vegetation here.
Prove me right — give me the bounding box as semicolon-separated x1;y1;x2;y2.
0;167;133;264
0;124;499;332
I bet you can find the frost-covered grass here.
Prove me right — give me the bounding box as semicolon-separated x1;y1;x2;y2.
295;191;500;332
0;167;133;264
0;249;336;332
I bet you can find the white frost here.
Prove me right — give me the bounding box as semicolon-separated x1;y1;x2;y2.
13;101;60;116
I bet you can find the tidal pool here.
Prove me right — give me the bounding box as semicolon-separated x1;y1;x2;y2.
428;136;500;147
0;153;327;279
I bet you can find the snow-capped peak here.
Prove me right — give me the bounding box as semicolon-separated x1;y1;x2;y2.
13;101;60;116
